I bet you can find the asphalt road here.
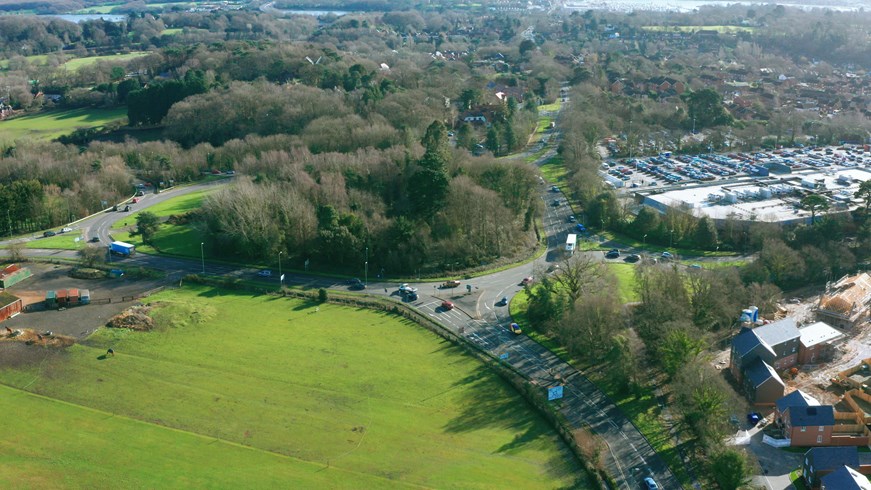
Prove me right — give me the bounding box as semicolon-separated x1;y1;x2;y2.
1;134;681;489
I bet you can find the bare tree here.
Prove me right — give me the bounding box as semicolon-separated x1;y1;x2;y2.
7;240;25;262
550;253;606;304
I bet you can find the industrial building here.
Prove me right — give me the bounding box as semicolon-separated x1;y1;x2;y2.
637;167;871;225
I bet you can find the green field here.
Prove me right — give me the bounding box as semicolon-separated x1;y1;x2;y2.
63;52;150;71
0;287;583;488
0;54;50;69
607;263;640;303
161;28;184;35
0;107;128;145
110;189;216;258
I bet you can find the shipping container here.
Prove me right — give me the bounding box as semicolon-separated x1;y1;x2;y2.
45;290;57;308
0;292;22;323
80;289;91;305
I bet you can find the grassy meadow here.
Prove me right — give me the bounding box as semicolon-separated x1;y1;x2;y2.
62;51;150;71
0;286;583;488
0;107;127;145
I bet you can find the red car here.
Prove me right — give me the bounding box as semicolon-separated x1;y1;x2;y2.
441;301;454;310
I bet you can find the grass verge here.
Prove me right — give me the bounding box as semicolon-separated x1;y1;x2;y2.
0;286;583;488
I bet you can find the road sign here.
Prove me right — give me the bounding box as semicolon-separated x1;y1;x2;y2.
280;273;285;283
499;352;509;360
547;386;564;401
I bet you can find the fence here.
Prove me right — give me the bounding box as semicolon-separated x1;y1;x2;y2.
763;434;791;447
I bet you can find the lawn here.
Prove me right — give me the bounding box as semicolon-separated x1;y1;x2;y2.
0;107;128;145
0;286;584;488
110;188;217;258
161;28;184;35
607;263;640;303
63;51;150;71
24;233;86;250
0;54;50;69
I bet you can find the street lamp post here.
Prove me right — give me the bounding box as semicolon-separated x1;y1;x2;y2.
200;242;205;274
364;246;368;286
643;233;648;248
669;229;675;248
278;251;283;287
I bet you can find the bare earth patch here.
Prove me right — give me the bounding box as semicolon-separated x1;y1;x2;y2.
107;305;155;331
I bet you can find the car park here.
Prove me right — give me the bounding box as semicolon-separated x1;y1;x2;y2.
441;300;454;310
508;323;522;335
257;270;272;277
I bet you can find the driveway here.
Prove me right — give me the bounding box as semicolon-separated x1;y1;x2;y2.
735;426;802;490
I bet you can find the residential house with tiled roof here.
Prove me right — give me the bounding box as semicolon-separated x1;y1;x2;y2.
821;465;871;490
803;447;860;488
817;273;871;329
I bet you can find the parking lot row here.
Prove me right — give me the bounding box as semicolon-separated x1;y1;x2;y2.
603;145;871;188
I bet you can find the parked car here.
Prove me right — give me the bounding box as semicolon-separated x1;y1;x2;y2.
551;185;559;192
406;292;419;301
60;227;73;233
661;251;674;260
551;199;561;207
257;270;272;277
43;231;56;237
441;300;454;310
642;476;659;490
441;280;461;288
625;254;640;263
576;223;587;232
520;276;533;286
568;215;576;223
605;249;620;259
349;282;366;291
496;296;508;307
508;323;522;335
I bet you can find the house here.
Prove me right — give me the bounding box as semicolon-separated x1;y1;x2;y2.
775;390;820;427
803;447;860;488
743;358;785;405
0;292;22;323
730;318;801;383
798;322;844;364
783;405;835;446
462;113;488;124
817;273;871;329
821;465;871;490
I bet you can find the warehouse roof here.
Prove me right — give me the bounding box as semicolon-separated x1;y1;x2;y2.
0;291;20;309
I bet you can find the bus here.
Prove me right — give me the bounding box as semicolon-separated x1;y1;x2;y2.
565;234;577;255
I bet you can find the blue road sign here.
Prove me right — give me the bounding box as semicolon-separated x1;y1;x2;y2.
499;352;509;360
547;386;564;401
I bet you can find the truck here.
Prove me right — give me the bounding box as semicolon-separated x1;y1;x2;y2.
109;241;135;256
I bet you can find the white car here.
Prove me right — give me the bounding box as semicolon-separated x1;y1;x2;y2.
257;270;272;277
60;227;73;233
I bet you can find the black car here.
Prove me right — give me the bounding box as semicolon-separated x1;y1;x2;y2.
551;199;561;207
605;249;620;259
89;237;100;243
349;282;366;291
43;231;56;237
625;254;640;263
